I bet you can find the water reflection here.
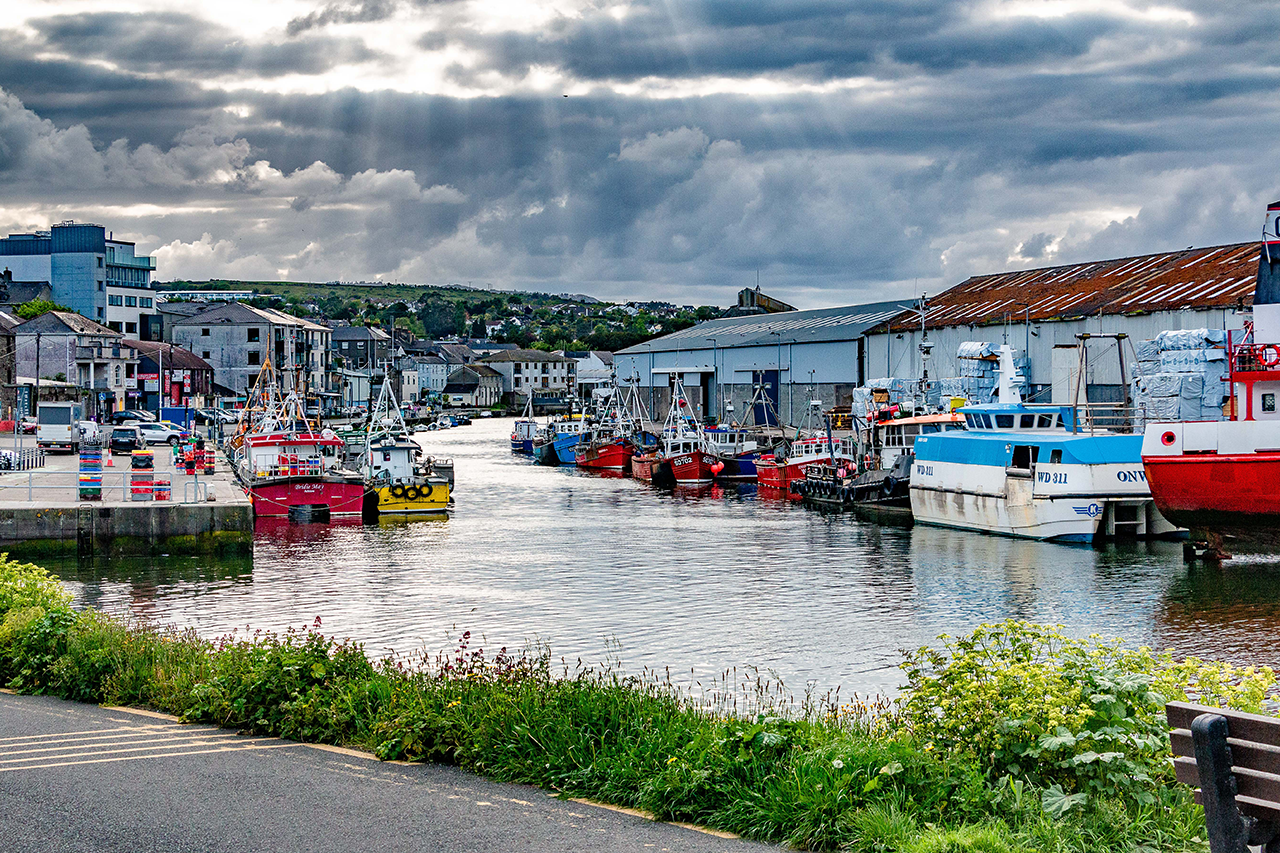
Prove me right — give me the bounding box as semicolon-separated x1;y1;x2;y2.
40;418;1280;695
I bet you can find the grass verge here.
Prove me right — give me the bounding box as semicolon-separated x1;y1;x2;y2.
1;555;1270;852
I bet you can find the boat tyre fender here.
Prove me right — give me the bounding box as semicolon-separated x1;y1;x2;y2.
841;486;852;503
405;485;421;501
882;476;897;497
391;484;407;499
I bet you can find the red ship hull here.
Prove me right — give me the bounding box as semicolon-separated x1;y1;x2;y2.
1143;452;1280;537
246;477;367;518
755;456;814;491
668;450;718;485
576;438;634;471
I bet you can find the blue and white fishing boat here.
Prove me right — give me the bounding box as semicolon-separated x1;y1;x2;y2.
511;392;540;454
535;419;585;465
910;346;1179;542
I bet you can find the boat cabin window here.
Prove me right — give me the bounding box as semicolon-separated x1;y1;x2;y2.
1010;444;1039;470
1037;414;1056;429
981;414;994;429
920;423;940;434
1050;449;1062;464
1020;414;1036;429
995;414;1015;429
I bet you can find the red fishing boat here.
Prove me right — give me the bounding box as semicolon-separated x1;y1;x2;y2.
575;433;634;471
576;376;646;472
756;435;842;490
240;431;367;518
1142;199;1280;555
230;368;367;520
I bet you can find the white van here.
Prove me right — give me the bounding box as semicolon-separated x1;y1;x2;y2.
36;402;84;451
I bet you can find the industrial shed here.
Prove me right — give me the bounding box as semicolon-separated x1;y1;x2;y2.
614;300;914;424
865;242;1259;403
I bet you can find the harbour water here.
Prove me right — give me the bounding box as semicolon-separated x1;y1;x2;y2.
41;418;1280;697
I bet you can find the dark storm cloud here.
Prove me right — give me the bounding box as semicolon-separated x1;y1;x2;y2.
463;1;1126;83
31;12;381;78
0;35;231;148
287;0;461;36
286;0;398;36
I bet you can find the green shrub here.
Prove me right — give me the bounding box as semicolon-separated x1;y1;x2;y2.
0;555;70;614
898;620;1275;811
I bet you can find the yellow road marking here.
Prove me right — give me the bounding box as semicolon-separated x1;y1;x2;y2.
0;741;299;772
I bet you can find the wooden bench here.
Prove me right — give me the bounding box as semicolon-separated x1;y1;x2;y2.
1167;701;1280;852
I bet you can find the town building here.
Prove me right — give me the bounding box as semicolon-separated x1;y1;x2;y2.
399;367;419;404
330;325;391;371
478;349;576;403
614;300;913;424
0;270;53;311
0;223;159;339
562;350;614;401
156;300;205;341
125;340;215;411
172;303;330;400
12;311;139;415
443;365;502;407
414;354;449;401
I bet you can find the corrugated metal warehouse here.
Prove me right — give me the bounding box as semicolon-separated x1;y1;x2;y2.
614;300;913;423
867;242;1258;403
621;240;1262;421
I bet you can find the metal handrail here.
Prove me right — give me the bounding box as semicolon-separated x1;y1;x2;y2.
0;470;197;502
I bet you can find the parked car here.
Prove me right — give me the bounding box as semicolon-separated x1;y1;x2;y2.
132;421;190;446
109;425;146;455
111;409;156;425
19;416;35;434
76;421;101;444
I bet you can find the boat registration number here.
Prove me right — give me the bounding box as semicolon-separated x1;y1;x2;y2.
1036;471;1068;485
673;455;693;467
915;464;933;476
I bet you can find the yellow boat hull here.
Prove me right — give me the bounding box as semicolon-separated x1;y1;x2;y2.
375;481;451;514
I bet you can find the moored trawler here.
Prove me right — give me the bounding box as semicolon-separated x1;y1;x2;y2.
364;377;451;515
231;371;367;519
911;346;1178;542
1142;199;1280;554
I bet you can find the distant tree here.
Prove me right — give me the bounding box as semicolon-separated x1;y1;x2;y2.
14;299;72;320
470;317;487;339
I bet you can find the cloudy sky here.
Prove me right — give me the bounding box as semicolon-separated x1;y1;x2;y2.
0;1;1276;307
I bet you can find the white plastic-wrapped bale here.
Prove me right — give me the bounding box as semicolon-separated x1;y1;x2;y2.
1154;328;1228;352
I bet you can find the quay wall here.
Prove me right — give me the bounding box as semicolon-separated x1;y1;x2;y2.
0;502;253;558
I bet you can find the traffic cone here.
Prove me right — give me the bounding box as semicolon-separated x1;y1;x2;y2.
105;454;113;467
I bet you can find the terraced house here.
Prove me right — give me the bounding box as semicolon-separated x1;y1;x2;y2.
478;349;575;404
172;302;330;399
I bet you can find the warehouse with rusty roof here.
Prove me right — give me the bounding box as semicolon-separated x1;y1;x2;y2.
866;242;1260;403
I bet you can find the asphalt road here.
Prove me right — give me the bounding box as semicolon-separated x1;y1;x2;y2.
0;692;774;853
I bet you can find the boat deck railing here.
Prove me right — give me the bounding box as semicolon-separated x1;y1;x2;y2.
1071;403;1145;434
